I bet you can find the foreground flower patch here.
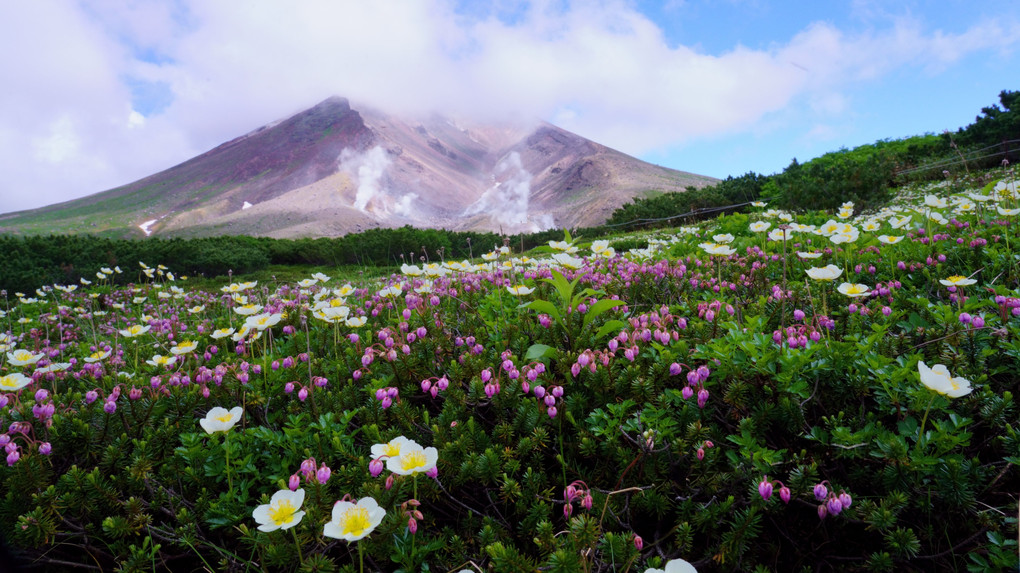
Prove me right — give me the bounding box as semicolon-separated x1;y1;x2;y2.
0;178;1019;571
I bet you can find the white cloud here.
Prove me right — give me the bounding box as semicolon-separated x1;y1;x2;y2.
0;0;1017;213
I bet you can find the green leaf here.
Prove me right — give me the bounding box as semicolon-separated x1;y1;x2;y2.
525;343;559;363
523;299;561;323
593;319;627;342
582;299;625;331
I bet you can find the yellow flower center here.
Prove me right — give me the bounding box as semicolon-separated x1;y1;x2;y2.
383;442;401;457
215;413;233;423
340;506;371;537
89;351;105;360
401;450;428;472
1;376;18;388
947;276;965;283
268;500;298;526
846;285;865;294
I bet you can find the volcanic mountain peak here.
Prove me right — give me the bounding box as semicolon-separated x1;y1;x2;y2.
0;97;717;238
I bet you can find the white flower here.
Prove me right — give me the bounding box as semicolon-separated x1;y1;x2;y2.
701;243;736;256
146;354;177;368
233;304;263;316
84;349;111;363
749;221;771;232
507;285;535;296
253;489;305;532
119;324;152;338
712;233;734;244
918;361;973;398
371;436;414;460
400;264;423;277
939;275;976;287
6;349;44;366
200;406;243;433
386;444;439;476
245;313;282;331
551;253;584;269
877;235;903;245
323;497;386;542
836;283;870;298
211;327;236;339
644;558;698;573
170;340;199;355
805;265;843;281
796;251;822;259
0;373;32;392
345;316;367;328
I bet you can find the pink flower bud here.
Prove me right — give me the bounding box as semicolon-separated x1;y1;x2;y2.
758;477;773;501
696;447;705;460
813;483;828;501
838;491;852;509
779;486;791;504
289;474;300;491
38;442;51;455
369;458;384;477
826;496;843;516
426;466;438;479
385;475;394;490
563;503;572;519
408;517;418;534
298;387;309;402
316;464;331;485
697;388;709;408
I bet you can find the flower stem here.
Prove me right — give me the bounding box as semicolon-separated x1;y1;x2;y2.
224;433;233;495
916;394;937;453
291;527;303;565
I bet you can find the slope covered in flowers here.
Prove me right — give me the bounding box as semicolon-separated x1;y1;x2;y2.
0;173;1018;572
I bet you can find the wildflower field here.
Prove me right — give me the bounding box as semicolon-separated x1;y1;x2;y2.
1;174;1019;572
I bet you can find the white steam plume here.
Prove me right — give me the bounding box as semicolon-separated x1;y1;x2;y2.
464;152;553;233
339;146;391;212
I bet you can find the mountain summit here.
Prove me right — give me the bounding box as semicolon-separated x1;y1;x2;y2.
0;97;717;238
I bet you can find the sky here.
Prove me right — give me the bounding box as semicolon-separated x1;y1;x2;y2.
0;0;1017;214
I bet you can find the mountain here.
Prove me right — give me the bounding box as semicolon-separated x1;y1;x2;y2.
0;97;717;238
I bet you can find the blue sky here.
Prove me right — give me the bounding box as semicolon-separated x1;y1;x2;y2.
0;0;1017;213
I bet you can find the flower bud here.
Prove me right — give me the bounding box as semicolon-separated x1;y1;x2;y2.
633;535;643;551
369;458;384;477
826;496;843;516
316;464;331;485
838;491;852;509
758;477;773;501
779;486;791;504
813;483;828;501
289;474;300;491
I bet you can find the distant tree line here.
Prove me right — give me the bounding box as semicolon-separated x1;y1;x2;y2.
610;89;1019;218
